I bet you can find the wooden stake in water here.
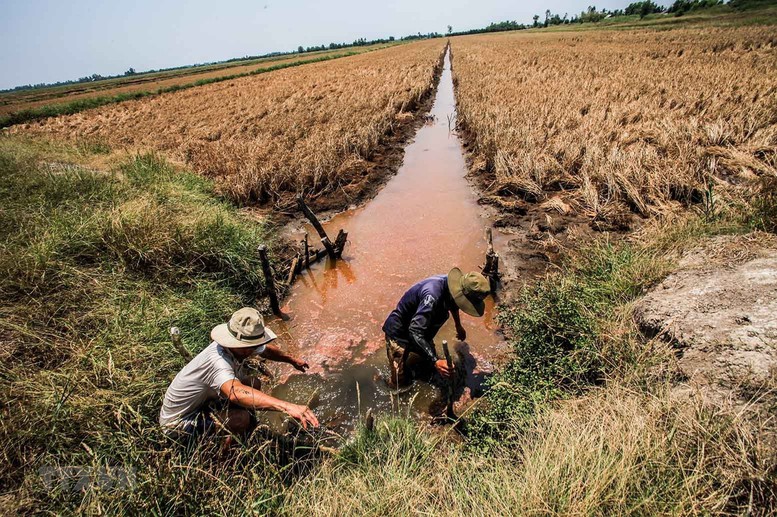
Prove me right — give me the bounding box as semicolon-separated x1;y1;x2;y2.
297;195;337;260
303;232;310;269
442;340;456;421
482;227;499;292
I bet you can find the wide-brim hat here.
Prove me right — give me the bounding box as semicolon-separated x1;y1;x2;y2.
211;307;277;349
447;267;490;317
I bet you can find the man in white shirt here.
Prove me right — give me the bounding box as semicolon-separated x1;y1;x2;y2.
160;307;319;439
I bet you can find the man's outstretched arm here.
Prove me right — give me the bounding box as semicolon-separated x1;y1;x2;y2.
220;379;319;428
259;343;309;372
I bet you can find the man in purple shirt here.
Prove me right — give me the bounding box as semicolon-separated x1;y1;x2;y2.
382;267;491;388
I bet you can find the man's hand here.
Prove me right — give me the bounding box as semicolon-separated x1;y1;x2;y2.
455;324;467;341
284;403;319;429
435;359;454;379
292;358;310;373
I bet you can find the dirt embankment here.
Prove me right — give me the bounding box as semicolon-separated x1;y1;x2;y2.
635;232;777;409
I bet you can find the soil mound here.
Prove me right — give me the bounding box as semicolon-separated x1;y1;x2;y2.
635;233;777;405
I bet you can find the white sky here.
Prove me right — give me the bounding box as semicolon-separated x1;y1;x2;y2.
0;0;626;90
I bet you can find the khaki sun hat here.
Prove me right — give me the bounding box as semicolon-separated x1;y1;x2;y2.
211;307;277;348
447;268;491;317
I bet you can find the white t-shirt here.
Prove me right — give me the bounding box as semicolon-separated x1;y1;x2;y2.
159;341;264;427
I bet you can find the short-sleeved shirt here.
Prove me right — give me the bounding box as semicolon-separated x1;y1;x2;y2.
382;275;451;347
159;341;264;427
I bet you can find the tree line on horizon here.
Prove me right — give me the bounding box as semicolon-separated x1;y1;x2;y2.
451;0;726;35
4;0;764;94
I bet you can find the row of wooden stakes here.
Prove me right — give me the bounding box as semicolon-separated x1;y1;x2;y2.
258;195;349;317
257;195;500;317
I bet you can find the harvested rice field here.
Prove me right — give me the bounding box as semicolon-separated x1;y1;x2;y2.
0;44;394;116
451;27;777;228
19;40;445;208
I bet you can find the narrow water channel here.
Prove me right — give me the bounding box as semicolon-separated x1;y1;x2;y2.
266;48;507;434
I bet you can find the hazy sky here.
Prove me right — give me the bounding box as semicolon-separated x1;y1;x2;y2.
0;0;625;90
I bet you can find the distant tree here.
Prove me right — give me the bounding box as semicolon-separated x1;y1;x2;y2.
532;14;540;27
297;45;304;53
447;25;453;35
625;1;664;18
124;67;136;76
668;0;721;16
580;5;607;22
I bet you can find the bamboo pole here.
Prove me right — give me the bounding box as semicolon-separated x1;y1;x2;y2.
286;255;300;285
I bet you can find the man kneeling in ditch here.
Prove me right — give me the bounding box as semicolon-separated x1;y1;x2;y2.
382;267;491;389
159;307;319;441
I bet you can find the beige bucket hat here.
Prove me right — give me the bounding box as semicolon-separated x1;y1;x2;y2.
211;307;277;348
447;268;491;317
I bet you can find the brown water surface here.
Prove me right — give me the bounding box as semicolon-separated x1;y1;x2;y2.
265;49;507;434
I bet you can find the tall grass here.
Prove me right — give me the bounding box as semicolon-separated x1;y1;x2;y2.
0;137;295;514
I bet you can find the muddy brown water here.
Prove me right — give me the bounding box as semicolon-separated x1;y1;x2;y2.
263;49;509;435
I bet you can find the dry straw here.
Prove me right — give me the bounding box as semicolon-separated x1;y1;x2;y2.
21;41;446;208
452;27;777;222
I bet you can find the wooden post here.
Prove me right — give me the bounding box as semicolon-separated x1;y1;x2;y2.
258;245;282;316
442;340;456;421
303;232;310;269
169;327;192;361
297;195;337;259
287;255;300;285
483;227;499;292
334;229;348;258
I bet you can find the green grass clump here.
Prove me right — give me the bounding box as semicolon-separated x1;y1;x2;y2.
0;137;290;514
467;240;671;448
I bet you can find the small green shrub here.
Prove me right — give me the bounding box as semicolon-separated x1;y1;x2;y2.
468;241;669;448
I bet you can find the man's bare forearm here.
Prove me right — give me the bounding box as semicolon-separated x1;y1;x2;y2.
221;380;290;412
260;343;297;364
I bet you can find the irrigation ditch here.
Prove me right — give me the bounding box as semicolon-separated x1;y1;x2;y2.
227;46;522;438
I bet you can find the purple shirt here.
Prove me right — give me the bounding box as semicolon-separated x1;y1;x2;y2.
382;275;452;362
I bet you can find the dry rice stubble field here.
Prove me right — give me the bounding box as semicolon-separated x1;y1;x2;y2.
19;40;446;210
451;27;777;230
0;46;390;117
